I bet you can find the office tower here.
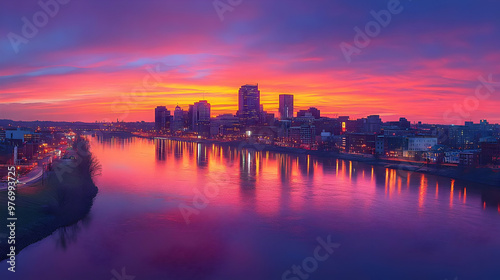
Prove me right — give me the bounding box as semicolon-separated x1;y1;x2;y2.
155;106;170;132
193;100;211;124
192;100;211;136
279;94;294;120
237;84;260;125
172;105;184;132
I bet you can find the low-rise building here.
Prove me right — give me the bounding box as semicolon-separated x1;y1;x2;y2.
459;151;480;167
444;151;461;164
376;135;406;157
404;137;437;159
3;127;39;143
345;133;376;154
210;114;242;139
480;140;500;166
290;125;316;146
406;137;438;152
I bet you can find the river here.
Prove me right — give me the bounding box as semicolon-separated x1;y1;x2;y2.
1;136;500;280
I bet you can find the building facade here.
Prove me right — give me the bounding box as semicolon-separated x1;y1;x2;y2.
297;107;320;119
279;94;294;120
192;100;211;137
237;84;261;125
172;105;184;133
210;114;241;138
345;133;376;154
406;137;438;152
155;106;171;132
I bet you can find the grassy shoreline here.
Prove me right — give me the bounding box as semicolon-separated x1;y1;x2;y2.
0;139;99;262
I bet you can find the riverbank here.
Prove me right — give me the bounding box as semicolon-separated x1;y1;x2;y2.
155;136;500;187
0;139;99;261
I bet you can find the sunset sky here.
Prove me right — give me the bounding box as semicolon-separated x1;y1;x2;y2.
1;0;499;124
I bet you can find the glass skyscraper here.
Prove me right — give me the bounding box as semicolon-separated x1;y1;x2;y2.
237;84;261;125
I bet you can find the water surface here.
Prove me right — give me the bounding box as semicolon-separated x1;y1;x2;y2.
2;137;500;280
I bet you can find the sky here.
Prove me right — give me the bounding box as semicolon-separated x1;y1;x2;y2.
0;0;499;124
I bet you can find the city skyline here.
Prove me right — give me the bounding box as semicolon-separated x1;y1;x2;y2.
1;1;500;279
2;89;500;127
1;1;500;123
1;81;500;126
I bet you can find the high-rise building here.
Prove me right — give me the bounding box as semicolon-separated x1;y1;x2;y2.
192;100;211;136
172;105;184;132
279;94;294;120
237;84;260;125
155;106;170;132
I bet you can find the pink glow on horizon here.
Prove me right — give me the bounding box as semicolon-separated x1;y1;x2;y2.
1;1;499;124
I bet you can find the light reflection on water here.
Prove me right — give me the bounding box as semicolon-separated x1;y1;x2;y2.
2;136;500;280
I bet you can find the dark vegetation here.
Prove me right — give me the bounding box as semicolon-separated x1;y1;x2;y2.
0;137;100;261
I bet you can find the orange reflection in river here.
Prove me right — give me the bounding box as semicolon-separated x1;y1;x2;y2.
91;136;485;220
